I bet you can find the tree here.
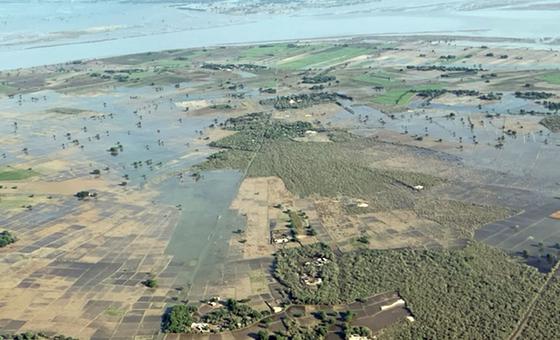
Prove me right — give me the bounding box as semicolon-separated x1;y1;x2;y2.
163;304;197;333
256;330;269;340
0;230;16;247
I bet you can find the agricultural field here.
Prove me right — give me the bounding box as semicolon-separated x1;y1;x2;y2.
1;36;560;339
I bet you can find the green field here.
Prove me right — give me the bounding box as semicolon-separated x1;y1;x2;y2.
372;83;444;106
539;72;560;85
278;47;368;69
353;73;395;87
0;167;38;181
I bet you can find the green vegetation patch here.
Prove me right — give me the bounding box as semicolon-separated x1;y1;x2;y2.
520;277;560;339
539;72;560;85
0;230;16;247
413;199;513;239
209;112;313;151
278;47;368;69
0;167;38;181
163;304;198;333
275;243;340;304
372;83;444;106
275;242;544;339
199;114;444;212
162;299;263;333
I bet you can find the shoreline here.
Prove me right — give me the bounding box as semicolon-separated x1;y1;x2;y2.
3;31;559;73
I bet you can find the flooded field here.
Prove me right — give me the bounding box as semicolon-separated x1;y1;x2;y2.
1;36;560;338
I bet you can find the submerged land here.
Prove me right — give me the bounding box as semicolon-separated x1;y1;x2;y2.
1;35;560;339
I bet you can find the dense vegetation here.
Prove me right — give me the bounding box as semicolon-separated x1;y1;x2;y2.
202;298;263;330
543;101;560;112
302;75;336;84
259;92;351;110
162;304;198;333
208;112;313;151
274;243;339;304
162;300;264;333
519;277;560;339
0;230;16;247
274;242;544;339
200;114;508;240
514;91;553;100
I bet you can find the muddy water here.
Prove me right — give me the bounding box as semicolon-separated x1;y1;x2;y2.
159;170;245;288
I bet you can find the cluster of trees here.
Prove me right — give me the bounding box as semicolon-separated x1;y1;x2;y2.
514;91;554;100
162;304;198;333
274;242;545;339
0;230;16;247
209;112;313;152
274;243;340;304
543;101;560;112
202;298;263;331
259;92;352;110
520;277;560;339
162;299;264;334
414;89;480;100
201;63;268;71
479;92;502;100
406;65;482;72
302;75;336;84
74;191;97;200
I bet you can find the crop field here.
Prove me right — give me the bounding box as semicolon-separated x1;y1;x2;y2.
0;167;38;181
540;72;560;85
278;46;369;69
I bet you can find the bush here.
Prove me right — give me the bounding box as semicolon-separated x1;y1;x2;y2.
0;231;16;247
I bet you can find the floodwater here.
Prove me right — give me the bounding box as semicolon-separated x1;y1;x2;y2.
334;98;560;192
1;0;560;70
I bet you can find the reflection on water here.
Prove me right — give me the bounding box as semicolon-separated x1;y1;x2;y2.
160;170;245;289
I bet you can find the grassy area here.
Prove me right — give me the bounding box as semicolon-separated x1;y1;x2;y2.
520;277;560;339
240;43;293;59
0;195;32;210
372;88;415;105
0;83;15;94
353;73;395;87
275;242;544;339
539;72;560;85
278;47;368;69
372;83;444;106
104;306;126;318
0;167;38;181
